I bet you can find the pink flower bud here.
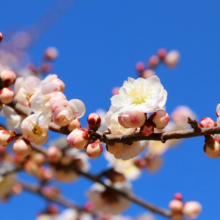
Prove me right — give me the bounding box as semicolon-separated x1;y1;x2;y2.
146;153;162;172
164;50;180;68
41;63;52;73
11;183;22;195
203;137;220;158
149;110;169;129
87;113;101;131
32;153;46;165
24;160;38;175
118;111;146;128
134;158;147;169
86;141;103;158
0;130;16;146
111;87;120;95
142;69;155;79
182;201;202;219
148;55;160;68
68;118;81;131
44;47;58;60
0;88;14;104
157;48;167;60
12;138;32;157
52;78;65;92
0;70;16;87
0;32;3;43
67;128;89;150
140;121;154;136
199;117;214;128
136;62;145;73
106;143;124;155
174;193;183;201
47;146;62;163
169;199;183;212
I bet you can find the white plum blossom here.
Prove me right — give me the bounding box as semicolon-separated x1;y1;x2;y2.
21;114;49;145
58;209;92;220
86;181;132;215
111;76;167;114
104;151;141;181
14;75;41;107
0;105;25;130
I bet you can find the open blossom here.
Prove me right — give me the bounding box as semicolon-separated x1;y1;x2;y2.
86;182;131;215
104;151;141;181
59;209;92;220
21;114;49;145
111;76;167;114
14;76;41;107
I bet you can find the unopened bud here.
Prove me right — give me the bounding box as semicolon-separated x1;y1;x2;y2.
136;62;145;73
182;201;202;219
32;153;45;165
142;69;155;79
0;130;16;146
86;141;103;158
118;111;146;128
0;88;14;104
164;50;180;68
67;128;89;150
157;48;167;60
68;118;81;131
52;78;65;92
149;110;169;129
0;70;16;87
12;183;22;195
140;121;154;136
13;138;32;157
203;137;220;158
41;63;52;73
87;113;101;131
111;87;120;95
148;55;160;68
0;32;3;43
199;117;214;128
169;199;183;212
134;158;147;169
106;143;124;155
174;193;183;201
24;160;38;175
146;153;162;172
44;47;58;60
47;146;62;163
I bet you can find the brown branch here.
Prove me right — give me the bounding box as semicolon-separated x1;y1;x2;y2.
17;180;96;216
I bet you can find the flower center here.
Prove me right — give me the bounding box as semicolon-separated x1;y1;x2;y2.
32;125;43;137
128;85;148;105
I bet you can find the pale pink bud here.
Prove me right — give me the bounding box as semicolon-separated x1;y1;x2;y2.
12;138;32;157
199;117;214;128
87;113;101;131
118;111;146;128
67;118;81;131
134;158;147;169
44;47;58;60
106;143;124;155
86;141;103;158
142;69;155;79
203;137;220;158
169;200;183;212
0;32;3;43
140;121;154;136
148;55;160;68
47;146;62;163
182;201;202;219
149;110;169;129
43;169;53;181
32;153;45;165
0;130;16;146
0;88;14;104
0;70;16;87
41;63;52;73
157;48;167;60
11;183;22;195
164;50;180;68
52;78;65;92
136;62;145;73
24;160;38;175
111;87;120;95
67;128;89;150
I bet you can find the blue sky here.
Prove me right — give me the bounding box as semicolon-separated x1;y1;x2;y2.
0;0;220;219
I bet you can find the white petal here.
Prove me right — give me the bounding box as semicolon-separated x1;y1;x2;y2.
69;99;85;118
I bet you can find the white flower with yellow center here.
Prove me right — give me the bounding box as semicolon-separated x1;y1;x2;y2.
111;76;167;113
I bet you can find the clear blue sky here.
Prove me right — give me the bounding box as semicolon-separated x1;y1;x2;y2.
0;0;220;219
